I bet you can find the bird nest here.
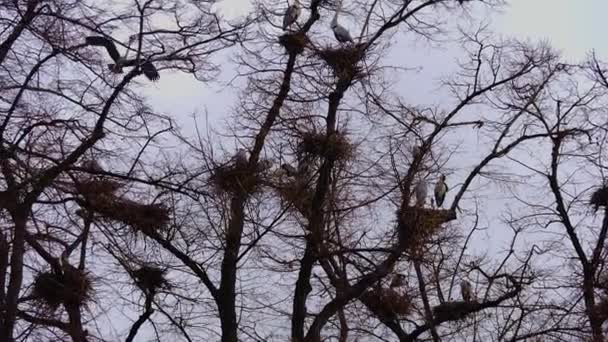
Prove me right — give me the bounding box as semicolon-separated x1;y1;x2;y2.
594;298;608;323
298;131;353;161
397;207;456;252
590;186;608;212
74;179;122;198
210;162;269;196
432;301;479;321
317;44;366;80
133;265;170;293
279;32;308;55
85;195;170;234
362;287;411;318
276;178;314;217
32;268;93;310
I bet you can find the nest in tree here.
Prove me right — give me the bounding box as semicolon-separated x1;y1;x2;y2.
210;162;268;195
432;300;479;321
317;44;366;80
279;32;308;55
362;287;411;318
590;186;608;212
32;268;93;310
133;266;170;293
397;207;456;252
298;131;352;161
74;179;122;198
85;195;170;234
594;298;608;323
276;178;315;217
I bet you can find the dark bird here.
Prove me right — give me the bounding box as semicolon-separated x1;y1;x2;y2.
235;149;248;166
85;35;159;82
281;163;298;177
460;280;472;302
434;174;448;207
390;274;406;288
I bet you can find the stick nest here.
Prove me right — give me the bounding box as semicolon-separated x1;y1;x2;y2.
211;161;270;195
317;44;366;80
85;195;170;234
590;186;608;212
33;268;93;310
595;298;608;323
133;266;170;293
362;287;412;318
298;131;353;161
74;179;122;198
432;301;479;321
279;32;308;55
276;178;315;217
397;207;456;253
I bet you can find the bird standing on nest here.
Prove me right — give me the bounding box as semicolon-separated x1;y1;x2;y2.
330;0;353;43
85;35;160;82
434;174;448;208
281;163;298;177
235;149;249;166
414;180;428;207
282;0;301;31
390;274;406;288
460;279;472;302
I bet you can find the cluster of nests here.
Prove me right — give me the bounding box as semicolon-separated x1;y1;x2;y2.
278;32;366;81
32;265;93;310
74;178;170;235
362;287;411;319
397;206;457;255
432;300;480;322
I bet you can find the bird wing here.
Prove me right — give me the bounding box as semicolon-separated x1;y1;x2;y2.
141;61;160;81
283;6;298;29
85;36;121;62
334;25;353;42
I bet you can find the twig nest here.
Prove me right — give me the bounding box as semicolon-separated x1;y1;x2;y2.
317;44;366;80
74;179;122;198
590;185;608;212
210;160;270;196
84;195;170;234
594;298;608;323
397;207;456;252
279;32;308;55
298;131;352;162
133;266;170;293
432;301;479;321
33;267;93;310
362;287;411;318
276;178;314;217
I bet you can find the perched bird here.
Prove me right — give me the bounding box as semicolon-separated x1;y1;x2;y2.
390;274;406;288
282;0;301;30
85;35;159;82
281;163;298;177
412;145;422;159
434;174;448;208
414;180;428;207
235;149;248;166
330;0;353;43
460;280;472;302
81;159;104;173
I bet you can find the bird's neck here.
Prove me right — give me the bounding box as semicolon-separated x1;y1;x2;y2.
332;0;342;24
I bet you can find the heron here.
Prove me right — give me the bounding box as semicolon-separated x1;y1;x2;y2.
81;159;104;173
85;35;160;81
281;163;298;176
283;0;301;30
235;149;248;166
460;280;472;302
331;0;353;43
434;174;448;207
414;180;427;207
390;274;406;288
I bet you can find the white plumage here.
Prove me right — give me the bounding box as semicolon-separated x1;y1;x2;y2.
414;180;428;207
283;0;301;30
331;0;353;43
434;174;448;207
460;280;472;302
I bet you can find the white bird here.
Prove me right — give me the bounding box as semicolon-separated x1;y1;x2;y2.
281;163;298;176
235;149;248;166
282;0;301;30
460;280;472;302
414;180;428;207
331;0;353;43
434;174;448;208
